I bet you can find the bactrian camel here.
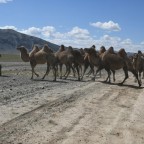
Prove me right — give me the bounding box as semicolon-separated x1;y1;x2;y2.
94;47;141;87
17;44;57;81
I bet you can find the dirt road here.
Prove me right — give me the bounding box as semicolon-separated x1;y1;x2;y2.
0;62;144;144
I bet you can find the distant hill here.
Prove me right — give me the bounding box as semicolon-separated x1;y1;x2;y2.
0;29;59;54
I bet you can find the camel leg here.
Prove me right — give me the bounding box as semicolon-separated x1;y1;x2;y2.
52;66;57;81
130;70;141;87
111;70;116;82
59;64;63;79
74;64;80;81
81;63;89;80
139;72;142;84
71;65;76;77
30;61;39;79
119;67;129;85
64;65;71;80
42;63;50;80
142;71;144;79
105;69;111;83
63;65;68;77
92;65;104;81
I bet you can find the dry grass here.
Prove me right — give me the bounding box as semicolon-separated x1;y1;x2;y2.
0;54;22;62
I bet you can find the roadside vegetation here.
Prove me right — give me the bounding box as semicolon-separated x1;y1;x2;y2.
0;54;22;62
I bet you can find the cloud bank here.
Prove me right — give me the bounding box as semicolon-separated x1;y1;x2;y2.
0;0;12;3
0;25;143;52
90;21;121;31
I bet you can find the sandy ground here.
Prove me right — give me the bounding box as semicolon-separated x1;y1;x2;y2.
0;62;144;144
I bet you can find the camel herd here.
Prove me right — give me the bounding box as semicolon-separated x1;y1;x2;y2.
0;44;144;87
17;44;144;87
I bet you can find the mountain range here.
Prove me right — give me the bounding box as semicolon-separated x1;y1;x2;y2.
0;29;59;54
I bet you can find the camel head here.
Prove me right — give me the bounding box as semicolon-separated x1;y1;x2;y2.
17;46;28;53
17;46;30;62
118;48;127;58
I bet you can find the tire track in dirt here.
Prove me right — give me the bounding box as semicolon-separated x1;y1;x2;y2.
0;81;98;143
0;67;144;144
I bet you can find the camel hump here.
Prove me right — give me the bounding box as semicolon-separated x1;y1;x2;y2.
67;46;73;52
99;46;106;54
118;48;127;58
138;50;142;54
91;45;96;49
31;45;40;53
60;45;65;51
42;44;53;53
107;46;115;54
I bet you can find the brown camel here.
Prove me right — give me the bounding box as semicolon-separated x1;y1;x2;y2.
56;46;81;80
17;44;57;81
55;45;66;78
132;50;144;83
94;48;141;87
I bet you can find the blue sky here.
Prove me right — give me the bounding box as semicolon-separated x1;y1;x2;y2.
0;0;144;52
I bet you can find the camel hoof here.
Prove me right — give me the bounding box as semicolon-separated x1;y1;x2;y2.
118;82;123;86
138;82;142;87
91;77;95;81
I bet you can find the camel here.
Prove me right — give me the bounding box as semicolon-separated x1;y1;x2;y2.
17;44;57;81
81;46;100;79
94;48;141;87
55;45;66;78
132;50;144;83
56;46;81;80
81;46;116;81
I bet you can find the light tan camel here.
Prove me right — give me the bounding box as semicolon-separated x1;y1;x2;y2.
81;46;100;78
17;44;57;81
55;45;66;78
94;48;141;87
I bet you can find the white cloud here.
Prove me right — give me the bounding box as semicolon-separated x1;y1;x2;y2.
1;25;143;52
0;25;17;30
68;26;90;40
20;27;41;37
90;21;121;31
41;26;55;37
0;0;12;3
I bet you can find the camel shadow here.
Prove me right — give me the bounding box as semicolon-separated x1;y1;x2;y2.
32;78;68;83
0;75;10;77
98;80;144;89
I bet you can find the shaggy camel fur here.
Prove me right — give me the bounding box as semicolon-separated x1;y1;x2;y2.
56;46;81;80
94;48;141;87
81;46;100;79
55;45;66;78
17;44;57;81
133;50;144;83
